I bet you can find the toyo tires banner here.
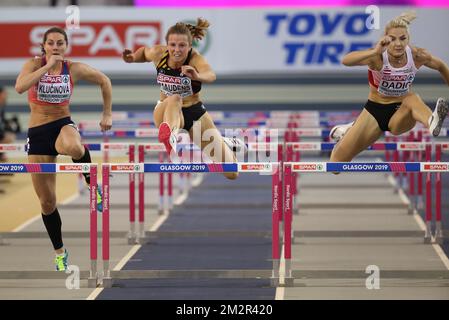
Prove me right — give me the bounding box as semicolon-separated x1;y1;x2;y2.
0;7;448;75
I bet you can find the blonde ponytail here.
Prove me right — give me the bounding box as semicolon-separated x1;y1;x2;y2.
385;11;417;34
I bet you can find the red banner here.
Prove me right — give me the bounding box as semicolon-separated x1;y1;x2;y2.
0;22;162;58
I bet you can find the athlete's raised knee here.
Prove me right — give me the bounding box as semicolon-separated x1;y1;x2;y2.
65;143;85;159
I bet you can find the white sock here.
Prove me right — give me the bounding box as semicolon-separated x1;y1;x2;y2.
56;250;65;257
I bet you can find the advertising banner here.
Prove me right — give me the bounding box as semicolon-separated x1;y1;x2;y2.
0;7;448;75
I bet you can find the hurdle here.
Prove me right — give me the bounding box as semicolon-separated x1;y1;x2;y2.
132;143;172;244
285;141;449;242
98;162;281;288
0;163;100;288
282;161;449;286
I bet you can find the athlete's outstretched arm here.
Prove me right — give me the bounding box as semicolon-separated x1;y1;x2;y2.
122;45;163;63
15;56;61;94
71;62;112;131
416;49;449;87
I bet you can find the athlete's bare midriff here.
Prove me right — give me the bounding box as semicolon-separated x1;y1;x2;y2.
367;84;412;105
159;92;202;108
28;102;71;128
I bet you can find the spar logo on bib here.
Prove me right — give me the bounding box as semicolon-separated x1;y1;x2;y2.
181;77;191;86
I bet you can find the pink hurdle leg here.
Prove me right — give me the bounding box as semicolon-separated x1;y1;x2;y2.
393;137;399;179
138;145;145;241
284;163;294;286
401;135;409;190
417;148;424;210
79;141;87;194
408;132;415;214
103;135;110;163
271;163;280;286
385;136;391;162
278;144;284;223
425;144;432;243
88;165;98;287
128;144;136;244
417;132;424;210
435;144;443;243
292;136;299;203
102;164;112;287
159;151;165;215
168;172;173;211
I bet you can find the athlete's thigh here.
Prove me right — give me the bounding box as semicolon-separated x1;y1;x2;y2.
189;112;236;163
331;109;383;161
153;99;185;129
388;103;415;135
28;154;57;200
55;125;82;155
153;101;167;128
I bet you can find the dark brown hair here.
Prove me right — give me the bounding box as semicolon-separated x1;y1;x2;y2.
165;18;210;45
41;27;69;55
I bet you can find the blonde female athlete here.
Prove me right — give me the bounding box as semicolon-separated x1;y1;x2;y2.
15;27;112;271
330;12;449;162
122;18;242;180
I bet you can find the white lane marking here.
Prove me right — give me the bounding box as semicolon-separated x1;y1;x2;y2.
12;214;41;232
59;192;81;205
275;245;285;300
12;191;81;232
86;190;186;300
174;192;188;206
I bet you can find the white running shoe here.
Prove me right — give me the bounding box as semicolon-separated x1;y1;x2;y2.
428;97;449;137
223;137;248;155
329;121;354;142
